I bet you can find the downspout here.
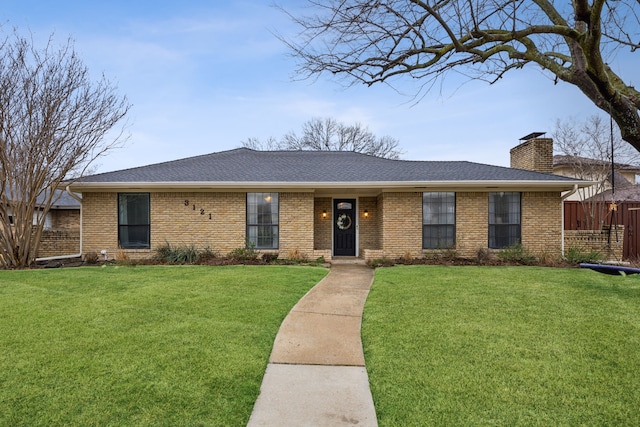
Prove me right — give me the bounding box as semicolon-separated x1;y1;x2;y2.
35;186;83;262
560;184;579;258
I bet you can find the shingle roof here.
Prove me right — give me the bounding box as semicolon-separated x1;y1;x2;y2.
75;148;580;185
553;155;640;171
587;185;640;202
38;189;81;209
6;187;81;209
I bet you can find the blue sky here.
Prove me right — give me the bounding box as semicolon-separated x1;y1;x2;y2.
4;1;635;173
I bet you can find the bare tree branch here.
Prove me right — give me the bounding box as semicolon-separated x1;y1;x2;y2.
0;29;130;268
278;0;640;149
240;117;403;159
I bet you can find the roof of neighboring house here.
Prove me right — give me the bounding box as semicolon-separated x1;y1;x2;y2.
586;171;640;202
588;185;640;202
68;148;589;192
42;189;81;209
553;155;640;172
5;187;81;209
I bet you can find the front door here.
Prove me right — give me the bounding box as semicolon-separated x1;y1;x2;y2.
334;199;356;256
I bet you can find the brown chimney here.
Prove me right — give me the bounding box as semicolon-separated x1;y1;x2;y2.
510;132;553;173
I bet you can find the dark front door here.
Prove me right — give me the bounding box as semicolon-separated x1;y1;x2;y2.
334;199;356;256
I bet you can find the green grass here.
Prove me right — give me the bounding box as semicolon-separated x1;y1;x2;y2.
363;266;640;426
0;265;326;426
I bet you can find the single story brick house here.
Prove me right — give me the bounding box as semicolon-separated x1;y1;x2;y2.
64;135;590;261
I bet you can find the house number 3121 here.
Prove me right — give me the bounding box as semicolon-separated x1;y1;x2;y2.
183;200;211;219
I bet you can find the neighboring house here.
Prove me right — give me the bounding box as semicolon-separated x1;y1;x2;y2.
553;151;640;259
2;189;81;259
553;154;640;201
36;189;81;230
568;169;640;260
65;135;589;262
35;190;81;259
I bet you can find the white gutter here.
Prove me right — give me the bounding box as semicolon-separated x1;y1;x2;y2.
560;184;579;257
35;186;83;262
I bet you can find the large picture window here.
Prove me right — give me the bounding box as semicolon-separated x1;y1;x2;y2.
489;192;521;249
118;193;150;249
423;192;455;249
247;192;279;249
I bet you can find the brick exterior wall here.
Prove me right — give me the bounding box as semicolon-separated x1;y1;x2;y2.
279;192;315;259
82;192;121;258
510;138;554;173
37;230;80;257
364;191;563;260
455;192;489;258
521;191;562;255
82;192;247;260
80;189;565;262
151;192;246;254
82;191;317;261
359;196;380;251
459;191;561;259
36;209;81;258
51;209;80;231
379;192;423;258
564;228;624;260
314;197;332;250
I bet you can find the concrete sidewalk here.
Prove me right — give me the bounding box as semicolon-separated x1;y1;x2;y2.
247;264;378;427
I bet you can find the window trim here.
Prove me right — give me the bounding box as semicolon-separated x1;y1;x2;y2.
246;192;279;250
118;192;151;249
422;192;456;250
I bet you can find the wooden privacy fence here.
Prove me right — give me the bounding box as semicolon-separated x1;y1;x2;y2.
564;200;640;260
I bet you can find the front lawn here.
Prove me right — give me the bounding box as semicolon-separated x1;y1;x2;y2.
0;265;326;426
363;266;640;426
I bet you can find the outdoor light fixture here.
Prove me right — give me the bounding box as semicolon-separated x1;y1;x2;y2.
364;210;369;218
322;210;327;219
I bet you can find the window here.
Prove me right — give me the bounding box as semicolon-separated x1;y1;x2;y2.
5;209;49;228
489;192;521;248
247;192;278;249
423;192;455;249
33;211;52;230
118;193;150;249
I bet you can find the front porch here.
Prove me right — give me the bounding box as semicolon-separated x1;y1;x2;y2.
311;193;419;262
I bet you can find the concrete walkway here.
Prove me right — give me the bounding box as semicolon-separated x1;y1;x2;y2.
247;264;378;427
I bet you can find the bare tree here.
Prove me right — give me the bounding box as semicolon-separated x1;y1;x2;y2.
242;136;282;151
279;1;640;151
0;30;130;268
242;117;402;159
553;115;639;229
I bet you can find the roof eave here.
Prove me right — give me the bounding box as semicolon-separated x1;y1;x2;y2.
65;180;594;192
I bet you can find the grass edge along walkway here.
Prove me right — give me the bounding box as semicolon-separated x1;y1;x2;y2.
0;265;327;426
363;265;640;427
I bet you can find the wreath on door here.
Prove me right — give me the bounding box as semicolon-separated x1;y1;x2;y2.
336;213;352;230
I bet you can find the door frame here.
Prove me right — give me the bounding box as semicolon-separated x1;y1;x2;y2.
332;197;358;257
